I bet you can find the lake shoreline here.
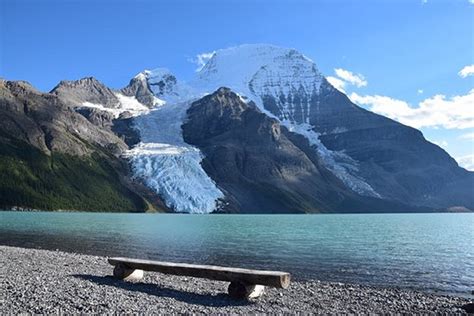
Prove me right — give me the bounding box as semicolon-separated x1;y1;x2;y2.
1;245;471;314
3;207;474;213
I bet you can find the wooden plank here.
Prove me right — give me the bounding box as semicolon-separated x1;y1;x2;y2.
108;257;291;289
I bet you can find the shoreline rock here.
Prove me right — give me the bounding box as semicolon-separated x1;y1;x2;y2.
0;245;471;314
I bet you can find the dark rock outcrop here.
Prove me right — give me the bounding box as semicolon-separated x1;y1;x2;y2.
182;87;417;213
120;74;156;107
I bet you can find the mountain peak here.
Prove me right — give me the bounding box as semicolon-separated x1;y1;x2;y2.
54;76;102;89
192;44;322;102
51;76;119;108
141;68;179;98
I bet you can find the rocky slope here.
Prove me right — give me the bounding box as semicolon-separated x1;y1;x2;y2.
311;82;473;209
0;79;164;212
182;88;415;213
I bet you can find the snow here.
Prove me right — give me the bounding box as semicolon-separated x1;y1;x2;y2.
125;44;380;213
192;44;379;197
80;101;123;118
144;68;196;102
285;123;380;197
131;71;167;107
125;98;224;214
123;69;226;213
79;93;151;118
115;93;150;113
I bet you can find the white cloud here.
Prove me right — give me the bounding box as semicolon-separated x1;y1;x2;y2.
421;0;428;4
458;64;474;78
417;89;424;94
190;51;215;72
326;76;346;93
469;0;474;4
349;89;474;129
334;68;367;88
459;132;474;140
456;155;474;171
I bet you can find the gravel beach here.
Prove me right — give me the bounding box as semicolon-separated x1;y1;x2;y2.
0;245;472;314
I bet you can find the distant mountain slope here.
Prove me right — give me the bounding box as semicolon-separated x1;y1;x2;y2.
182;88;418;213
314;83;473;209
0;80;163;212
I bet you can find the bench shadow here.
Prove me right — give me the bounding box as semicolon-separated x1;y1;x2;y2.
72;274;253;307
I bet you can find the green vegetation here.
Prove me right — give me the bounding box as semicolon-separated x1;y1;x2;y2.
0;138;147;212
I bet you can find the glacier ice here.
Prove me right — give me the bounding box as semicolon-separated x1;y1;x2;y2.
125;92;224;214
125;44;380;213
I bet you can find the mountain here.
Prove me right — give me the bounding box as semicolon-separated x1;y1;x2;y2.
0;79;166;212
182;88;413;213
191;44;473;210
0;44;472;213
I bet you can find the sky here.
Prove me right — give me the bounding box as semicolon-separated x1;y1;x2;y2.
1;0;473;168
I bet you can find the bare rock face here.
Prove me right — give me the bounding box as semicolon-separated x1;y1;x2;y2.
0;80;127;156
182;88;413;213
259;78;474;209
50;77;120;108
304;80;473;210
120;74;156;108
52;77;144;148
75;108;116;129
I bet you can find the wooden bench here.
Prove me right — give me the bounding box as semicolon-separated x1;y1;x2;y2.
108;257;291;299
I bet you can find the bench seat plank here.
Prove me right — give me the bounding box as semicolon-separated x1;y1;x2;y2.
108;257;291;289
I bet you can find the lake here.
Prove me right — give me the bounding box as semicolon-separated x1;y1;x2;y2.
0;211;472;296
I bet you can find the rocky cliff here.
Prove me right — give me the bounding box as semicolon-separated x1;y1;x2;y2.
0;79;165;212
182;88;424;213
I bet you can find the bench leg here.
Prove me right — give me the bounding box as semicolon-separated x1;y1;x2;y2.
228;282;265;299
113;263;144;282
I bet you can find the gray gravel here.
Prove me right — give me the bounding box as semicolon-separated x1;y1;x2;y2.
0;245;471;314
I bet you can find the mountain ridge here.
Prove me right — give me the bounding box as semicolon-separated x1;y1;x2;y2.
1;44;472;213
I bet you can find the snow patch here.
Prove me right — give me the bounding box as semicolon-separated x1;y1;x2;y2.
284;123;380;197
80;102;124;118
79;94;151;118
115;93;150;113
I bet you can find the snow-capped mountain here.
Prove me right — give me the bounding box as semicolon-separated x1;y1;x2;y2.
120;44;472;213
192;44;379;198
2;44;471;213
51;77;150;118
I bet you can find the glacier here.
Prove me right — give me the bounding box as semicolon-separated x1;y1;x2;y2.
125;70;224;214
125;44;379;213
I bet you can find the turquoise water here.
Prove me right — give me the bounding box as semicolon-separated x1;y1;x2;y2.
0;212;472;296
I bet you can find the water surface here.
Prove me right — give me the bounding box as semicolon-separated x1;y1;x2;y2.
1;212;472;296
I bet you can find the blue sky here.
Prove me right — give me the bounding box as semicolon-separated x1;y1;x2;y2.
1;0;473;167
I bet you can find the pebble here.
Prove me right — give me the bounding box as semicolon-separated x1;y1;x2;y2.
0;245;471;314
